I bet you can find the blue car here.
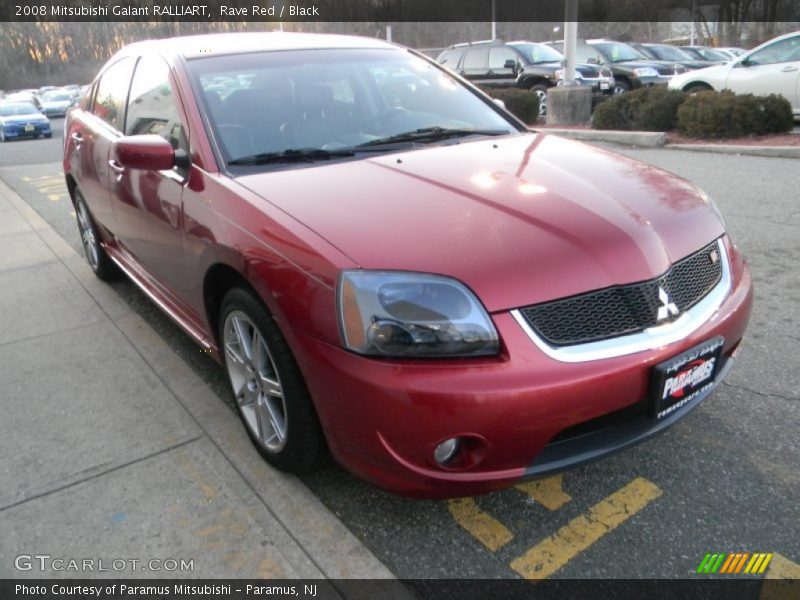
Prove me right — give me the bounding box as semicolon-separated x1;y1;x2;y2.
0;102;52;141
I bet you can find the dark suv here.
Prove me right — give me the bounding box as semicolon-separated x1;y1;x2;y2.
436;40;614;116
548;39;688;94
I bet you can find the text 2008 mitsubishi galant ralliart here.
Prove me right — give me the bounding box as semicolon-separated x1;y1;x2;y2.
63;32;752;498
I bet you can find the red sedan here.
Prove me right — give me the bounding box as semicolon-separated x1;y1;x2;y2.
63;33;752;498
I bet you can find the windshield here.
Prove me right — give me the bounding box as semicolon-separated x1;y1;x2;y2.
187;48;517;167
43;91;72;101
509;43;563;64
0;103;39;116
649;45;693;61
591;42;647;62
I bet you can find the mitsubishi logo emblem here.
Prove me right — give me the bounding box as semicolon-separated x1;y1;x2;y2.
656;287;679;321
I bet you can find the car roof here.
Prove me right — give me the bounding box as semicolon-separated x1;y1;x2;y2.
115;31;399;61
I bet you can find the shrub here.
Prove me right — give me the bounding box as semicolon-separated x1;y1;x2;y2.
759;94;795;134
592;86;686;131
677;90;794;138
480;87;540;124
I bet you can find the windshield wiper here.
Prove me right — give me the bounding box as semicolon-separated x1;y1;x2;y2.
356;127;510;148
228;147;355;165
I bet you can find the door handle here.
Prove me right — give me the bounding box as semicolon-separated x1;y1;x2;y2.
781;65;798;72
108;159;125;175
71;132;83;146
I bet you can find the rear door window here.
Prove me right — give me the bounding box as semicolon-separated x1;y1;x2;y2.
92;57;135;131
463;48;489;70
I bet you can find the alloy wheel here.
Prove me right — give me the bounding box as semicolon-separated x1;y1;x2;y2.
223;310;288;453
76;198;100;271
534;89;548;117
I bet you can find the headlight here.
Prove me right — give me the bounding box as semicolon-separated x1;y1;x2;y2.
633;67;659;77
338;271;499;358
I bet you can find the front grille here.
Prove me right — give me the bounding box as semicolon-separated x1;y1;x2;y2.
518;240;723;347
576;66;600;77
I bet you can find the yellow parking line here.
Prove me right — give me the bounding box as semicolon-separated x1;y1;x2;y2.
48;194;61;201
516;474;572;511
447;497;514;552
510;477;662;580
26;174;62;182
33;184;67;193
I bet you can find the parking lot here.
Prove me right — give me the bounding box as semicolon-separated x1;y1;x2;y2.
0;118;797;581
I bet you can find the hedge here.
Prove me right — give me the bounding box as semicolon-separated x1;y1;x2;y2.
592;86;686;131
480;87;540;124
676;90;794;138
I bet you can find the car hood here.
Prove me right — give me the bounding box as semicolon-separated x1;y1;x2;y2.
235;133;725;312
42;101;71;108
669;63;727;88
0;114;47;124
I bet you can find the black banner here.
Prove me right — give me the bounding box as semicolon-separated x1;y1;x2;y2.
0;578;787;600
3;0;800;22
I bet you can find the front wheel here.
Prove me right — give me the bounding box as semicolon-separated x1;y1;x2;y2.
220;287;327;473
614;80;631;95
684;82;713;94
74;191;118;280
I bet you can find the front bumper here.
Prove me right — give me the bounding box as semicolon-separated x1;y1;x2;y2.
1;123;51;139
632;74;675;88
288;240;753;498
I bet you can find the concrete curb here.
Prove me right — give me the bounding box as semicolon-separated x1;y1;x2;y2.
0;176;406;589
539;127;799;157
666;143;800;159
539;127;667;148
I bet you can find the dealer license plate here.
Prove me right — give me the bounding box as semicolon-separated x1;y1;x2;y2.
649;336;724;420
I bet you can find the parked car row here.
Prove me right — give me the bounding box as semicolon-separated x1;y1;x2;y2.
0;83;90;142
669;31;800;118
435;32;799;120
436;39;615;116
0;83;87;116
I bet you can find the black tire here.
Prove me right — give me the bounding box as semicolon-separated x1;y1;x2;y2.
684;82;713;94
44;133;52;138
219;287;327;473
529;84;549;117
74;190;118;281
614;79;631;95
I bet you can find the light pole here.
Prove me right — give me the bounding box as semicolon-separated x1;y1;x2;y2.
491;0;497;40
562;0;578;86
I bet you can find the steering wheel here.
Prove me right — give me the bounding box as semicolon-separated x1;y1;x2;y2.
369;106;409;133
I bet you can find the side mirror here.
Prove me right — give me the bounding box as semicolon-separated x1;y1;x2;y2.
492;98;507;110
587;57;599;64
114;135;176;171
504;59;517;70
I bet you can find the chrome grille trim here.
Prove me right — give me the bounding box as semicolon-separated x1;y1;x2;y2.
511;239;731;363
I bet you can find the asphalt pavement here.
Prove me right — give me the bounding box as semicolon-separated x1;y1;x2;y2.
0;121;797;583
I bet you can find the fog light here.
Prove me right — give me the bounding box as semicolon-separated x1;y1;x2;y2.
434;438;460;465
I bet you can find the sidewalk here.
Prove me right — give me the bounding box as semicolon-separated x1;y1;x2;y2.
0;177;396;585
